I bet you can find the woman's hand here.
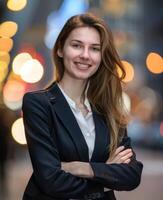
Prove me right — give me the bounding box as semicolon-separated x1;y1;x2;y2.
106;146;133;164
61;161;94;178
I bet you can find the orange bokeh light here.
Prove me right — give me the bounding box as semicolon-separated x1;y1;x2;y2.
3;79;26;102
0;61;8;82
146;52;163;74
7;0;27;12
0;51;10;65
0;37;13;52
117;60;134;82
0;21;18;37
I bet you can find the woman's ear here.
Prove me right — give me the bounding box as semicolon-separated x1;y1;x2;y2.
57;49;63;58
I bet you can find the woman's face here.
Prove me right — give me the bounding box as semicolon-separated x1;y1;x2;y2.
57;26;101;81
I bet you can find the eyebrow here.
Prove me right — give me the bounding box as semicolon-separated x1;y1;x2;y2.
71;39;101;46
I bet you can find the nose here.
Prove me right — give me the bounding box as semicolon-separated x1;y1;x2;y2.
80;47;90;60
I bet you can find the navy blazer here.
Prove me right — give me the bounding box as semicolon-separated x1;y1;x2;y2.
22;82;143;200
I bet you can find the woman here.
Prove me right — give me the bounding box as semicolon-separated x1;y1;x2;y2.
22;13;143;200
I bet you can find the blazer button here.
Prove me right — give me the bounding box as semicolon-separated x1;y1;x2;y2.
50;96;56;104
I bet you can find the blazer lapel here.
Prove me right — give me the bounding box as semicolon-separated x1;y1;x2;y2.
47;82;89;162
90;110;110;162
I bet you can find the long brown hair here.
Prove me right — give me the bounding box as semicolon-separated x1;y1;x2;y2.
53;13;128;157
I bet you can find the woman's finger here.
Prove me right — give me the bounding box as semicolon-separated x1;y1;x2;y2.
118;149;132;157
124;158;131;164
119;152;133;162
115;146;125;155
115;152;133;164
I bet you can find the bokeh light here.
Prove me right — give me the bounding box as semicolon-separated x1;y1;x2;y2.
0;51;10;65
11;118;26;145
3;80;26;110
20;59;44;83
4;98;23;111
0;61;8;82
146;52;163;74
0;21;18;37
7;0;27;11
0;60;8;68
0;37;13;52
117;60;134;82
12;52;32;75
3;80;26;102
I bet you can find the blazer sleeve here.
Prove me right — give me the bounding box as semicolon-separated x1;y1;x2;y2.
90;133;143;191
22;92;101;199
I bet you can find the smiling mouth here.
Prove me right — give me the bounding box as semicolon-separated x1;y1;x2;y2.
74;62;91;69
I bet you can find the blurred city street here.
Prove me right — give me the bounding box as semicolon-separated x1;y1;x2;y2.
0;1;163;200
1;147;163;200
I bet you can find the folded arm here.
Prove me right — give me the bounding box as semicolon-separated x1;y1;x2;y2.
62;135;143;191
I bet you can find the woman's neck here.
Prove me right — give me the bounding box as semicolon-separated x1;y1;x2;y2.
58;78;87;105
